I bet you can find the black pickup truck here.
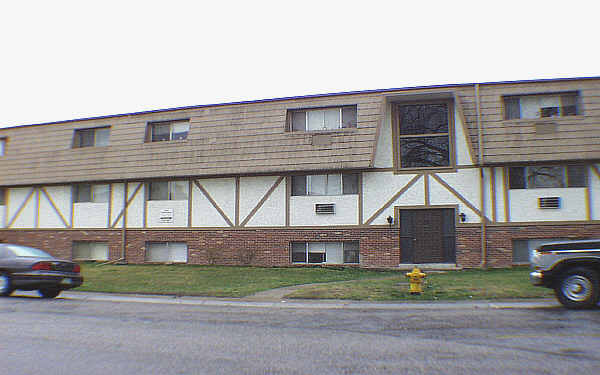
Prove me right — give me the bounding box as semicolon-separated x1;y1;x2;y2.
530;240;600;309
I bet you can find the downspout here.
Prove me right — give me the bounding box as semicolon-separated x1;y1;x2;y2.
475;83;487;268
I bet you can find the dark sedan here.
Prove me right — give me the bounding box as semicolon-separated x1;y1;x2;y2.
0;244;83;298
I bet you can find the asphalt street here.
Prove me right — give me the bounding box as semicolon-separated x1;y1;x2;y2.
1;292;599;375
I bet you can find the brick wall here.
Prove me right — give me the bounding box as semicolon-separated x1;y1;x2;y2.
2;224;599;268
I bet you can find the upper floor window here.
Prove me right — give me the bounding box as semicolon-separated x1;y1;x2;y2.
394;101;452;169
0;138;5;156
73;127;110;148
148;120;189;142
289;106;357;132
148;181;189;201
503;92;579;120
73;183;109;203
508;165;587;189
291;173;358;196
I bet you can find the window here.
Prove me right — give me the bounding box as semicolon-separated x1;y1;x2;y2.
0;188;5;205
291;174;358;196
395;101;452;169
148;120;190;142
145;242;188;263
291;241;359;264
503;92;579;120
0;138;5;156
148;181;189;200
289;106;357;131
72;241;109;261
509;165;587;189
73;184;109;203
73;127;110;148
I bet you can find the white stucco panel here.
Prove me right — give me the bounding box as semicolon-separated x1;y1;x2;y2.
431;169;480;213
8;187;36;228
111;183;125;227
239;176;280;222
147;200;188;227
245;181;285;227
39;186;71;228
454;103;474;166
363;172;424;225
198;178;235;221
373;106;393;168
509;188;587;222
192;182;230;227
73;203;108;228
495;168;507;222
126;182;144;228
290;195;358;226
591;164;600;220
429;174;480;223
0;206;5;228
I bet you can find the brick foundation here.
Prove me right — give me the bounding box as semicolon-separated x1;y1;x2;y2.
2;223;599;268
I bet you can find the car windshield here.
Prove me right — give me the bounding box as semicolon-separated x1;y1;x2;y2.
5;245;53;258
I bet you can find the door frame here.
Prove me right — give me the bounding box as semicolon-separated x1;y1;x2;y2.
395;205;459;264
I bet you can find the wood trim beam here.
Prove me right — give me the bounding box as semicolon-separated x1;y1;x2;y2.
240;176;284;227
364;174;422;225
111;182;143;228
40;187;70;228
285;176;291;227
431;173;490;222
424;173;430;206
7;188;35;228
193;180;234;227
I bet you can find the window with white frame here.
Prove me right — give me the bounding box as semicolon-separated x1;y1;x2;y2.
148;120;190;141
145;242;188;263
72;241;109;261
73;127;110;148
291;174;358;196
148;181;189;201
503;92;579;120
289;106;357;131
291;241;359;264
73;184;109;203
508;165;587;189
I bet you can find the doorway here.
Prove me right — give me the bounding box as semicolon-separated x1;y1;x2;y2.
399;208;456;264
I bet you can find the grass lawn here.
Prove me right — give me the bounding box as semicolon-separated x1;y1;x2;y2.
286;267;554;301
76;263;395;297
76;264;553;300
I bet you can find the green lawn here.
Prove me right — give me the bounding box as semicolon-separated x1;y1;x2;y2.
76;263;395;297
286;267;554;301
76;264;553;300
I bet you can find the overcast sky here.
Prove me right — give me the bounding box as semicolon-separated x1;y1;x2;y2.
1;0;598;128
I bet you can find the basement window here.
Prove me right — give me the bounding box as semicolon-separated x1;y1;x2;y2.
73;127;110;148
508;165;587;189
72;241;109;261
73;184;109;203
289;105;357;131
291;174;358;196
503;92;580;120
147;120;190;142
291;241;359;264
148;181;189;201
145;242;188;263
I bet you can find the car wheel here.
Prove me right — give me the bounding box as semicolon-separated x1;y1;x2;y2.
554;267;600;309
0;272;13;297
38;288;61;299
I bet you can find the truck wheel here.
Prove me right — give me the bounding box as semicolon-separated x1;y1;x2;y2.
38;288;61;299
0;273;13;297
554;267;599;309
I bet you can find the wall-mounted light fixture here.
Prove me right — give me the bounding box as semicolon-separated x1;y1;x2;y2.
459;213;466;222
386;215;394;228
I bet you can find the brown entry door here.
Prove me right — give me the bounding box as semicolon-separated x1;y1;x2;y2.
400;209;456;264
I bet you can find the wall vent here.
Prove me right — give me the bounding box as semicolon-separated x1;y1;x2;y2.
538;197;561;209
315;203;335;214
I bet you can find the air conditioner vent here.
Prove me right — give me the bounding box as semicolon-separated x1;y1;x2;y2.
315;203;335;214
538;197;561;209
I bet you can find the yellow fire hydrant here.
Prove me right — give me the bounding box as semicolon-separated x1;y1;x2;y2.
405;267;427;295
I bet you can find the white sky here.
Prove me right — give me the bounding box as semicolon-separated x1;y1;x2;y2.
1;0;598;128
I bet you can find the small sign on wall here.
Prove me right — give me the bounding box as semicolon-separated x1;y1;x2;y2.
158;208;174;223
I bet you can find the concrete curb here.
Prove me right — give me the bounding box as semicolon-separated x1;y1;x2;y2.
38;291;562;310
